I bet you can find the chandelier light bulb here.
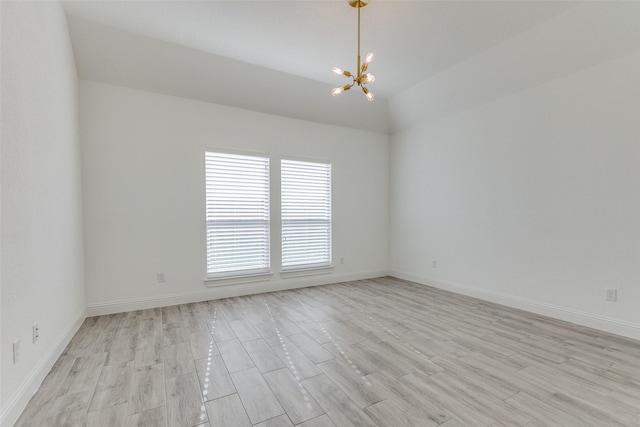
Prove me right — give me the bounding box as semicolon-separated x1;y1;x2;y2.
364;52;374;64
331;87;344;96
332;66;343;75
364;73;375;83
362;86;374;101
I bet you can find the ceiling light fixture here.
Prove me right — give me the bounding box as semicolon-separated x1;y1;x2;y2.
331;0;375;102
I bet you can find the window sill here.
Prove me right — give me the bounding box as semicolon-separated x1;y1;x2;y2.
280;265;334;279
204;271;273;288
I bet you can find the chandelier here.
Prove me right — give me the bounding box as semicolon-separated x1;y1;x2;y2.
331;0;375;101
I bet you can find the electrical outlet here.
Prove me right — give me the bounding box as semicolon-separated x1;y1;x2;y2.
432;259;437;268
33;324;39;343
13;341;20;364
606;288;617;302
157;273;165;283
340;257;345;265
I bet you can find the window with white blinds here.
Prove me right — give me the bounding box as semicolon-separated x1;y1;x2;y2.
205;151;270;278
281;159;332;270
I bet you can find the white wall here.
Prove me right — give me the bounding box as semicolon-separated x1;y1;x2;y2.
390;44;640;339
0;2;86;425
80;81;389;314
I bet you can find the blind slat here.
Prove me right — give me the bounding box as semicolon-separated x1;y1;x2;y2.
206;151;270;278
281;159;331;269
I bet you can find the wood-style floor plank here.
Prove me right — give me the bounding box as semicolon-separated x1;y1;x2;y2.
164;341;195;379
288;332;335;364
134;337;164;368
242;338;287;374
262;367;324;424
302;374;375;427
231;367;285;424
190;331;219;360
364;396;440;427
317;358;386;408
217;339;255;373
14;277;640;427
126;406;168;427
194;354;236;402
229;318;262;342
88;360;134;411
128;363;166;415
166;372;208;426
85;403;128;427
254;414;295;427
296;414;337;427
271;340;322;380
205;393;251;427
56;352;108;397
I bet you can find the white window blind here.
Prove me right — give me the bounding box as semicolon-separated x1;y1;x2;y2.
205;151;270;278
281;159;331;270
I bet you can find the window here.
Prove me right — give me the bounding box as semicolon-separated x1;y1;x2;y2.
281;158;332;270
205;151;270;278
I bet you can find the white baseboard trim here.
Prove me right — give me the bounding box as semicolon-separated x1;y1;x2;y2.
86;270;389;317
389;270;640;341
0;309;86;427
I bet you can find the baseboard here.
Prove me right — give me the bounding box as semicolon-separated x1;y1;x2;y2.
389;270;640;341
85;269;389;317
0;309;86;427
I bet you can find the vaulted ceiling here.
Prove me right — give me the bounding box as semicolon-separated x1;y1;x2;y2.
61;1;635;134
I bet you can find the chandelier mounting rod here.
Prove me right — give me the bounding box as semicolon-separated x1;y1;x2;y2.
357;6;361;77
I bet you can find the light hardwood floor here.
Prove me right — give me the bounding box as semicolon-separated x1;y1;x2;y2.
15;277;640;426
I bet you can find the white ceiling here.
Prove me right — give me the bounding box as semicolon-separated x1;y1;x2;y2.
61;1;584;132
